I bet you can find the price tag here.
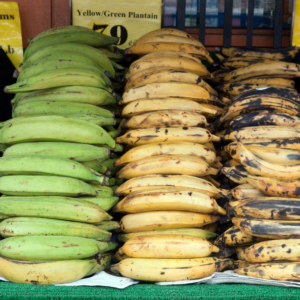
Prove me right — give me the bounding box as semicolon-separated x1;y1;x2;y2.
72;0;162;49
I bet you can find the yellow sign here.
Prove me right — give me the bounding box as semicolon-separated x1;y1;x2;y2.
0;1;23;68
292;0;300;47
72;0;162;49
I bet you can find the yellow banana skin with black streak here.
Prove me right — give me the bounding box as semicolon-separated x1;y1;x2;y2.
118;228;216;243
123;110;208;129
111;257;233;282
234;262;300;281
0;217;111;240
220;46;298;61
125;43;213;63
122;82;212;104
214;226;266;247
223;61;300;82
0;196;111;223
221;165;249;184
120;211;220;233
0;236;108;261
232;217;300;239
122;235;219;259
114;174;230;199
246;175;300;198
116;155;219;179
0;116;116;148
238;239;300;263
237;138;300;179
0;255;96;284
116;127;220;146
113;189;226;215
121;99;219;118
232;183;264;200
114;142;217;167
229;197;300;220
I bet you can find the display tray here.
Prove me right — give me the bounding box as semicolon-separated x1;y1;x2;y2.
1;282;300;300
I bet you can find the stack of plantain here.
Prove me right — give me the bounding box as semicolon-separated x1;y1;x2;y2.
0;25;127;285
105;28;235;282
210;46;300;282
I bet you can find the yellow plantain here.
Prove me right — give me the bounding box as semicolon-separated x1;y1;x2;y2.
114;142;217;167
120;211;220;233
121;99;219;118
116;127;220;146
116;154;219;179
237;138;300;179
121;235;218;259
221;165;250;184
114;174;230;199
125;43;214;63
231;183;264;200
123;110;208;129
113;189;226;214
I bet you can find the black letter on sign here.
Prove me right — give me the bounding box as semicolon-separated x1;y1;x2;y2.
110;25;128;45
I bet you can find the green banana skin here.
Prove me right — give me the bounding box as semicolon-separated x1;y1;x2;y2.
5;68;111;94
0;156;107;185
104;144;124;152
100;105;122;116
1;114;116;128
13;87;116;107
102;241;118;253
13;100;114;118
109;178;116;186
96;221;120;231
0;144;8;152
17;59;112;87
0;236;108;261
110;60;125;70
80;160;111;175
30;25;95;44
22;43;115;77
79;196;119;211
19;51;111;78
0;116;116;148
3;142;110;162
0;176;98;197
0;196;111;223
114;178;124;186
108;130;121;139
86;253;112;276
24;31;118;61
89;185;114;198
13;86;116;106
0;217;112;241
111;186;119;192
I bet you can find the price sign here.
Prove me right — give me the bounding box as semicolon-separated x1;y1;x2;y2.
292;0;300;47
71;0;162;49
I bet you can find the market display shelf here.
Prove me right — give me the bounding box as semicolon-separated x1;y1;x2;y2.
1;282;300;300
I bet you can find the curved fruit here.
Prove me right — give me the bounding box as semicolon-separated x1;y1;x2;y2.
3;142;110;162
125;43;214;63
123;110;207;129
116;127;219;146
113;189;226;214
214;226;265;247
122;83;212;104
116;155;219;179
0;236;108;261
237;138;300;179
122;235;218;259
231;183;264;200
118;228;216;243
0;156;107;185
114;174;229;198
0;196;110;223
121;99;218;118
232;217;300;239
221;165;249;184
0;217;111;240
0;116;116;148
114;142;216;167
80;196;119;211
96;221;120;231
0;176;97;197
0;255;96;284
111;257;233;281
